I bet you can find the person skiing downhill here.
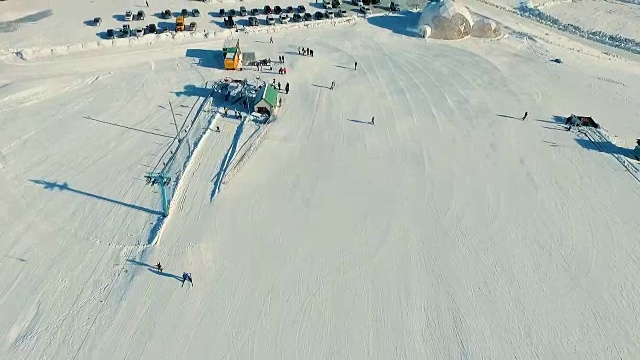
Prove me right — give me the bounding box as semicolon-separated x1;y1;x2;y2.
330;80;335;90
182;272;193;287
370;116;375;125
155;262;163;273
354;61;358;70
521;111;528;121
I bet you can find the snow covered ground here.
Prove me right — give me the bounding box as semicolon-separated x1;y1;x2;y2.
543;0;640;41
3;0;640;359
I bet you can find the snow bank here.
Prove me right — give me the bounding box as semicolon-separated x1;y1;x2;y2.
475;0;640;54
516;5;640;55
0;29;228;62
242;15;358;34
221;115;275;186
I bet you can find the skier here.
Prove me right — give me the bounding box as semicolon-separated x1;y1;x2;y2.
330;80;335;90
370;116;375;125
155;262;163;272
270;37;273;44
298;47;301;55
215;126;220;132
282;55;285;63
278;82;281;91
146;0;149;7
283;67;287;75
182;272;193;287
285;82;290;94
355;61;358;70
521;111;528;121
224;107;228;117
310;49;314;57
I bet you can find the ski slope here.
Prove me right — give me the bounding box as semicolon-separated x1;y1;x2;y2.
2;1;640;359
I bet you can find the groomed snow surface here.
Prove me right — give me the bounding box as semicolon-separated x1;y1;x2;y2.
3;0;640;359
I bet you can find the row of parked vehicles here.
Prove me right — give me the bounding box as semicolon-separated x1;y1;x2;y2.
257;9;351;25
160;8;201;19
219;3;338;18
105;18;197;39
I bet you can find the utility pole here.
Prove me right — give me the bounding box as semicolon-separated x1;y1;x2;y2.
144;171;171;217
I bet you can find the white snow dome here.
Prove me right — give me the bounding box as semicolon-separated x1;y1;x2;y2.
418;0;474;40
471;18;501;38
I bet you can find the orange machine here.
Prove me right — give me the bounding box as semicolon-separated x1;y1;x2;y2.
176;16;185;31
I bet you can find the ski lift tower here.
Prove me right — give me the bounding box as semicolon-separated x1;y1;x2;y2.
145;171;171;217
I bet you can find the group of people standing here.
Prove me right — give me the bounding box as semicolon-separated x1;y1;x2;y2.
298;47;314;57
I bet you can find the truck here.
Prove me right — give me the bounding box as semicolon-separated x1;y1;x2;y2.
175;16;185;31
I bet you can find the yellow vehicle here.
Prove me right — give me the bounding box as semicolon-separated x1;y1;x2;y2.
175;16;185;31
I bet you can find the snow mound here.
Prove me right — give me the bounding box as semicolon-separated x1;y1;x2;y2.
418;0;474;39
0;30;223;62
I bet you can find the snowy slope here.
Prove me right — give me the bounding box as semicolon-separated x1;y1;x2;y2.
2;2;640;360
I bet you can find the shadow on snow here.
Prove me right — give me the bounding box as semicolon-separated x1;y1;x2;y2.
29;179;164;216
366;11;421;37
210;120;245;201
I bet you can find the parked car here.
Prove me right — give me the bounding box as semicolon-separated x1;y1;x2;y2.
371;0;381;4
363;0;371;5
360;5;372;14
93;17;102;26
274;6;283;14
106;28;115;39
181;9;189;17
304;12;312;20
122;24;131;36
192;9;200;17
353;0;363;6
248;16;259;26
297;5;306;13
219;8;226;16
280;13;290;23
136;28;144;37
267;15;276;24
148;23;157;33
286;6;295;13
251;8;260;15
325;10;335;18
156;27;166;34
332;0;341;7
240;6;248;16
293;13;302;21
162;10;172;19
224;16;235;27
125;11;133;21
229;9;237;16
339;9;348;17
390;1;400;11
314;11;324;19
136;10;145;20
264;5;272;14
189;21;196;30
323;0;333;9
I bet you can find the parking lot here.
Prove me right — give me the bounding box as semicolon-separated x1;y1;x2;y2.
101;0;396;38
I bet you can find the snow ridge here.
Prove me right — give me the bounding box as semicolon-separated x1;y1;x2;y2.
475;0;640;54
221;116;275;187
578;126;640;183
